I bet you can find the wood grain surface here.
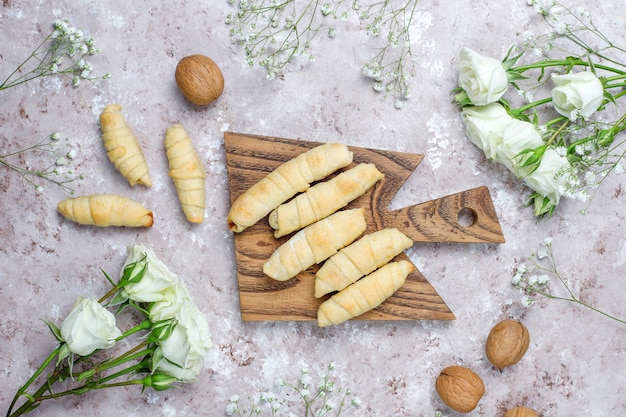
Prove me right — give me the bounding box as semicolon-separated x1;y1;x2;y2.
224;132;505;323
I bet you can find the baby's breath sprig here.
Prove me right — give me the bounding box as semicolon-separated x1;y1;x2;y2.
225;0;420;107
359;0;419;109
0;18;110;92
0;133;83;194
512;238;626;325
225;363;361;417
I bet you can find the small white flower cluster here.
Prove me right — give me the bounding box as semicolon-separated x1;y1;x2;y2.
50;18;110;86
225;363;361;416
0;132;83;194
510;238;626;324
225;0;420;107
511;237;554;306
0;18;110;92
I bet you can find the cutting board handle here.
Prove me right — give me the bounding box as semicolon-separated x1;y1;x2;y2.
375;186;505;243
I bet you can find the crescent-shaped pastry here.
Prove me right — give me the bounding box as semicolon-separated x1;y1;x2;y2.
263;208;366;281
99;104;152;187
227;142;353;232
317;260;414;327
165;124;206;223
268;163;384;238
57;194;153;227
315;228;413;297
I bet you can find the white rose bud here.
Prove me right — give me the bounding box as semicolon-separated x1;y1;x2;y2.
496;119;545;173
458;47;509;105
551;71;603;120
122;245;178;303
60;296;122;356
522;148;570;205
461;103;513;159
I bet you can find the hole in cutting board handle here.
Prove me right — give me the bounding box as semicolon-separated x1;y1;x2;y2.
457;207;477;228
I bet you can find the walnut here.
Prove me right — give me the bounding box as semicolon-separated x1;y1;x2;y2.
435;365;485;413
486;319;530;371
502;406;539;417
175;54;224;105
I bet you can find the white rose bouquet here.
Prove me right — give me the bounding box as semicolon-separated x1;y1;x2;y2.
5;245;212;417
453;1;626;218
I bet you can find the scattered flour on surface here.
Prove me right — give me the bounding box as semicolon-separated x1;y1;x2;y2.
425;113;454;170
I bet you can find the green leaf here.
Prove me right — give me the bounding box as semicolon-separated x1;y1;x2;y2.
57;343;71;366
43;319;63;342
515;145;547;174
528;193;556;219
506;71;528;82
120;255;148;286
502;45;524;70
109;288;130;308
101;268;115;286
603;89;617;105
149;318;178;344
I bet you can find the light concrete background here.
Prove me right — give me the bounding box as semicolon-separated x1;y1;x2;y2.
1;1;624;416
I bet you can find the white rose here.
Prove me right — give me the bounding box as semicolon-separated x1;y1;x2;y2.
177;302;213;358
522;148;570;205
60;296;122;356
149;281;191;322
461;103;513;159
496;119;545;173
122;245;178;303
156;355;204;382
551;71;603;120
154;302;212;381
458;47;509;105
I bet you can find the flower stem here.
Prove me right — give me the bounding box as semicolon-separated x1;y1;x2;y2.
513;58;626;75
534;288;626;324
5;348;61;417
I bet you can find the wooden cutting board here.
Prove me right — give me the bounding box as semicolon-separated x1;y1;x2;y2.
224;132;505;323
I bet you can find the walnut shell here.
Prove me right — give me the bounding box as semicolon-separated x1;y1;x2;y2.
435;365;485;413
502;406;539;417
175;54;224;105
486;319;530;371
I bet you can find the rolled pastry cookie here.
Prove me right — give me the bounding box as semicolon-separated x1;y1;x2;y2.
99;104;152;187
57;194;153;227
269;163;384;238
315;228;413;297
165;123;206;223
263;208;366;281
317;260;414;327
227;142;353;232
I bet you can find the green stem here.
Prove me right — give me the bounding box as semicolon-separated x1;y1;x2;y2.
535;289;626;325
0;33;53;91
37;362;150;402
5;348;61;417
98;284;121;304
514;96;553;114
513;58;626;75
82;343;151;380
545;119;570;147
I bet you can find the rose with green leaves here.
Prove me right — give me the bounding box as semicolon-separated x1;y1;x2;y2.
522;148;571;206
121;245;178;303
496;119;545;174
7;245;213;417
